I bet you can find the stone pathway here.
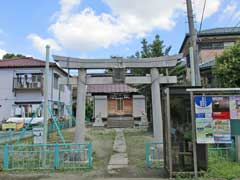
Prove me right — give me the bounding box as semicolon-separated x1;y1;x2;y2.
108;128;128;174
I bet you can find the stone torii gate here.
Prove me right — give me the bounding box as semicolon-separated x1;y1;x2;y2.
53;54;183;143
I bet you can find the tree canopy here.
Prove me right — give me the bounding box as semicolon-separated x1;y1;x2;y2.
2;53;26;60
130;35;185;124
214;43;240;87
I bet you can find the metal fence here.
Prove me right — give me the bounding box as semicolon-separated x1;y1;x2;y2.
208;144;236;162
48;120;70;135
145;141;164;168
2;143;92;170
0;130;33;144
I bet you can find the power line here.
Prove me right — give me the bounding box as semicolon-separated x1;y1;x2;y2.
199;0;206;32
234;20;240;28
231;20;240;32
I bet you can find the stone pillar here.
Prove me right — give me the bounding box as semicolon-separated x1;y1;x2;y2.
74;69;86;143
150;68;163;142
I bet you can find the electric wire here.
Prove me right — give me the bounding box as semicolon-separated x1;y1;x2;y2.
199;0;207;32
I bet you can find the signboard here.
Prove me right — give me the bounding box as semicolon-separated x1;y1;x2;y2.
230;96;240;119
213;119;231;143
33;127;44;144
196;118;214;143
212;96;231;143
195;96;231;144
212;96;230;119
195;96;214;143
195;96;212;118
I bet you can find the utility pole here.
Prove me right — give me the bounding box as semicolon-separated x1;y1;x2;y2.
43;45;50;145
186;0;201;86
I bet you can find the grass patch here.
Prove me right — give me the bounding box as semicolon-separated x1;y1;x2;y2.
205;160;240;180
87;128;115;170
0;128;115;174
124;128;153;168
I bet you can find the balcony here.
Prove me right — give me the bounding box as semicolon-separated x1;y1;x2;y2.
13;75;43;92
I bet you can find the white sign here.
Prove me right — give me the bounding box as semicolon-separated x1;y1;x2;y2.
33;127;44;144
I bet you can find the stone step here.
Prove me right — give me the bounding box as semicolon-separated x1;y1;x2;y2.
108;116;134;121
107;120;134;128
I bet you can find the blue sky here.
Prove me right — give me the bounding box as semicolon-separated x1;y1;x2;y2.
0;0;239;60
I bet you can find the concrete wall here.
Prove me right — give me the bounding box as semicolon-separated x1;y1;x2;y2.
94;96;107;118
48;68;71;106
15;91;43;102
0;70;15;122
133;95;146;118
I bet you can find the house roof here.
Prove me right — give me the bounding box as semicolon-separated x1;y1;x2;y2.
87;84;138;94
179;27;240;53
199;27;240;35
0;57;68;76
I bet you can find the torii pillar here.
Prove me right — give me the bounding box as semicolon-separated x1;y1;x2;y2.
151;68;163;142
74;69;86;143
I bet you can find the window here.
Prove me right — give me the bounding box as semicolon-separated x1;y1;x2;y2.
15;73;42;88
200;42;224;50
60;84;65;92
14;103;42;118
224;42;234;48
117;98;123;111
53;73;59;89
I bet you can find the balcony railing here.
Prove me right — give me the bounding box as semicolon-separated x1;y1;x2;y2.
13;76;43;90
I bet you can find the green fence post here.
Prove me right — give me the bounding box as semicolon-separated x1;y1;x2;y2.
54;143;59;169
88;143;93;168
232;140;236;161
4;144;9;170
145;142;150;168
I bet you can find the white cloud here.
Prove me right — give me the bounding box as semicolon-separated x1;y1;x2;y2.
104;0;185;33
219;1;240;25
27;33;61;55
0;49;7;59
60;0;81;14
30;0;222;52
224;3;237;15
50;0;186;51
193;0;221;22
50;8;130;51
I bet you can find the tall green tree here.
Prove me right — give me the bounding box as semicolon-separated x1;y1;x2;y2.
214;43;240;87
131;35;185;124
2;53;26;60
131;35;169;124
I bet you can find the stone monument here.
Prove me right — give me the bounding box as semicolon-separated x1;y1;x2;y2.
93;112;104;127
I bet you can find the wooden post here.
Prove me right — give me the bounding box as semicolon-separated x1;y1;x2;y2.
190;91;198;178
166;88;173;178
235;136;240;162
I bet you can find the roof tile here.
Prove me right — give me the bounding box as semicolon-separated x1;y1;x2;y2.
87;84;137;93
0;58;56;68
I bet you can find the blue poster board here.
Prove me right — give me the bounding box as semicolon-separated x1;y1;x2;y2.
195;96;232;144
